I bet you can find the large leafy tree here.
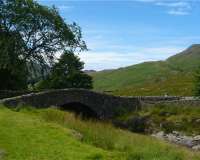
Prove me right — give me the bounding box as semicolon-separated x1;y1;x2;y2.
0;0;87;89
0;28;28;89
36;51;93;89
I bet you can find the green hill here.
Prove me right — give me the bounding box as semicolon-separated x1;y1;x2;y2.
91;44;200;96
0;106;199;160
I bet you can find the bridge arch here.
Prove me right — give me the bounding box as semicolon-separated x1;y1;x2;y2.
0;89;141;119
60;102;99;119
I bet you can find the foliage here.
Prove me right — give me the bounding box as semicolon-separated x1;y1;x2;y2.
194;66;200;96
0;30;28;89
0;106;199;160
0;0;87;89
0;67;27;90
36;51;93;89
117;103;200;135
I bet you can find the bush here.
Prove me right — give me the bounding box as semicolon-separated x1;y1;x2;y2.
194;66;200;96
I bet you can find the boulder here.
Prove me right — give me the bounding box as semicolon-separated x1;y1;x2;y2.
152;131;165;139
194;135;200;141
192;145;200;151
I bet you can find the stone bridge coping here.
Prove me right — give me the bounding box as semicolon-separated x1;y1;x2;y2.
0;88;198;101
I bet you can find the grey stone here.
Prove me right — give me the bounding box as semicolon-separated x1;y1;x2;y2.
152;131;200;150
195;119;200;123
172;131;181;136
166;134;178;143
152;131;165;139
179;136;194;147
192;145;200;151
193;135;200;141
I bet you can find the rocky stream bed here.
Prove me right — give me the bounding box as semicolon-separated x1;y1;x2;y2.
152;131;200;151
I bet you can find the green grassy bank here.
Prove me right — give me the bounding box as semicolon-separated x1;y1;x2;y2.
0;105;199;160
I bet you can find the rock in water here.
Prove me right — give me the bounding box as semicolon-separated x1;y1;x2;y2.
152;131;200;150
194;135;200;141
192;145;200;151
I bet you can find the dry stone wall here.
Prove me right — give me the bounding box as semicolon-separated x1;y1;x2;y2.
0;90;33;99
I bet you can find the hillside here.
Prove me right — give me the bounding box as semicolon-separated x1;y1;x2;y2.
0;106;199;160
91;44;200;96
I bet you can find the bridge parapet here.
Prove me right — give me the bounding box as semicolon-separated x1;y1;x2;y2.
0;89;141;119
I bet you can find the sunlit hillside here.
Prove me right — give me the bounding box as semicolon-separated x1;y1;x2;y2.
91;45;200;96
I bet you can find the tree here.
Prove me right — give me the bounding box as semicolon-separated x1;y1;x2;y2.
36;51;93;89
0;30;28;89
194;66;200;96
0;0;87;89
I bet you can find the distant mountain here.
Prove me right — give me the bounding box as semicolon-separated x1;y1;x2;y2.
91;44;200;96
84;70;96;74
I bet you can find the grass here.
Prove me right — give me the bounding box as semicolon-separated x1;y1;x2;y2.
0;106;118;160
113;72;195;96
117;103;200;135
92;63;195;96
141;104;200;135
0;105;199;160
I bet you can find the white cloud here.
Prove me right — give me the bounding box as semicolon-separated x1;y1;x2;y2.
57;5;74;11
79;46;184;70
136;0;158;2
167;9;189;16
155;2;190;8
135;0;195;16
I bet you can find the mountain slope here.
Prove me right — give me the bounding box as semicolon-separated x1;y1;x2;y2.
91;44;200;96
167;44;200;71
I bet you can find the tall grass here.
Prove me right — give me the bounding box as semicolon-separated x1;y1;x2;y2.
140;103;200;134
39;108;200;160
42;109;118;150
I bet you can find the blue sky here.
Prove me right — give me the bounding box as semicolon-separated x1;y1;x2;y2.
38;0;200;70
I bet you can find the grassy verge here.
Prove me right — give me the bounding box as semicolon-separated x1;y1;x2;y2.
0;105;199;160
0;106;118;160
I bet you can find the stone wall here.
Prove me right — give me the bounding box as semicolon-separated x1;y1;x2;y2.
0;90;34;99
0;89;141;119
153;99;200;107
134;96;182;103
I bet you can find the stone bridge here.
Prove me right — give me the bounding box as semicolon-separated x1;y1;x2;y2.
0;89;141;119
0;89;196;119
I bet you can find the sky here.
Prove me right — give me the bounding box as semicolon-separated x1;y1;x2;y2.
38;0;200;70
